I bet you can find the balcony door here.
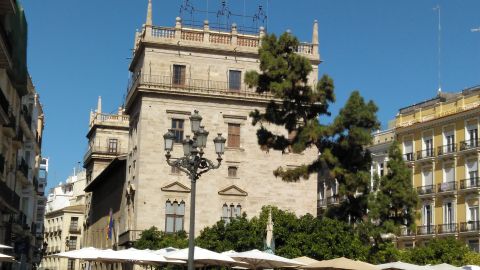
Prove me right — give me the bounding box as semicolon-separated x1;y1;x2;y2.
424;137;433;157
423;204;433;233
444;130;455;153
467;160;478;187
422;169;433;193
467;125;478;148
443;202;454;229
404;140;413;161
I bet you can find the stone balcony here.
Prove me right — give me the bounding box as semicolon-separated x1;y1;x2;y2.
89;112;129;129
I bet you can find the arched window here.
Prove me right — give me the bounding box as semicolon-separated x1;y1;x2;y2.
165;200;185;233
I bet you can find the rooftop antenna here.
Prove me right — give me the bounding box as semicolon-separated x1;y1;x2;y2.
433;5;442;93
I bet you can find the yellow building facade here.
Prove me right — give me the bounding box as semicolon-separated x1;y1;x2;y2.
395;87;480;251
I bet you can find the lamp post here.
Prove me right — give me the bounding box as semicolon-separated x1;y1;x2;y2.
163;110;226;270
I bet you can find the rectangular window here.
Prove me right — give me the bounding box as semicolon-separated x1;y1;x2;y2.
68;236;77;250
221;203;242;223
69;217;79;231
171;166;181;175
379;162;384;177
227;123;240;148
468;239;479;252
468;126;478;148
228;166;238;177
173;65;186;86
443;202;454;224
445;133;455;152
108;138;118;153
165;200;185;233
67;259;75;270
424;137;433;157
404;140;413;161
171;119;184;143
467;161;479;185
229;70;241;91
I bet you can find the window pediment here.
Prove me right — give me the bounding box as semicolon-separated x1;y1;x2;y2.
161;181;191;193
218;185;247;197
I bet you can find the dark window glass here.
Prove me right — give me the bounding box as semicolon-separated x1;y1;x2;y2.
173;65;186;86
108;139;118;153
229;70;241;91
228;166;237;177
172;119;184;143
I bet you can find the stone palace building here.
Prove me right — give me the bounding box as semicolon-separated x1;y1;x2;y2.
83;0;321;249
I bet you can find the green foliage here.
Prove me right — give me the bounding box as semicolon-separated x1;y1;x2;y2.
465;251;480;265
368;141;418;232
197;206;369;261
246;32;379;223
134;226;188;250
401;237;471;266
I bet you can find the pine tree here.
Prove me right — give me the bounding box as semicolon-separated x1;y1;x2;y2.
246;32;379;222
368;141;418;232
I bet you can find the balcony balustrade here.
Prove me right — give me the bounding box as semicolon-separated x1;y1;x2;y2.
460;221;480;232
460;139;479;151
83;144;128;163
437;181;456;193
416;185;435;196
416;149;435;160
417;225;436;235
437;144;457;156
460;177;480;190
438;223;458;234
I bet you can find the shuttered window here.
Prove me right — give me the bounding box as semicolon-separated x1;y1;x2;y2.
228;123;240;148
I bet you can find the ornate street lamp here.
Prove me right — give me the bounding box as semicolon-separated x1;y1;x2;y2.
163;110;226;270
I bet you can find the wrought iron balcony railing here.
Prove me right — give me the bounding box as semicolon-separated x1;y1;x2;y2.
437;144;457;156
416;185;435;195
416;149;435;160
417;225;436;235
460;221;480;232
438;223;458;234
460;139;479;151
460;177;480;190
128;73;274;100
437;181;456;193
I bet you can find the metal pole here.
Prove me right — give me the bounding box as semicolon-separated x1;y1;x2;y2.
187;172;196;270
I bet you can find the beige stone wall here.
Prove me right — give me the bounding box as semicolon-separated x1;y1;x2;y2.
128;94;317;235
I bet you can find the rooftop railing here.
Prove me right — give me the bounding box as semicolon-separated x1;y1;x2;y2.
89;113;129;128
147;25;316;56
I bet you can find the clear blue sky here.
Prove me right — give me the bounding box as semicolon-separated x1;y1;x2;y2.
20;0;480;189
